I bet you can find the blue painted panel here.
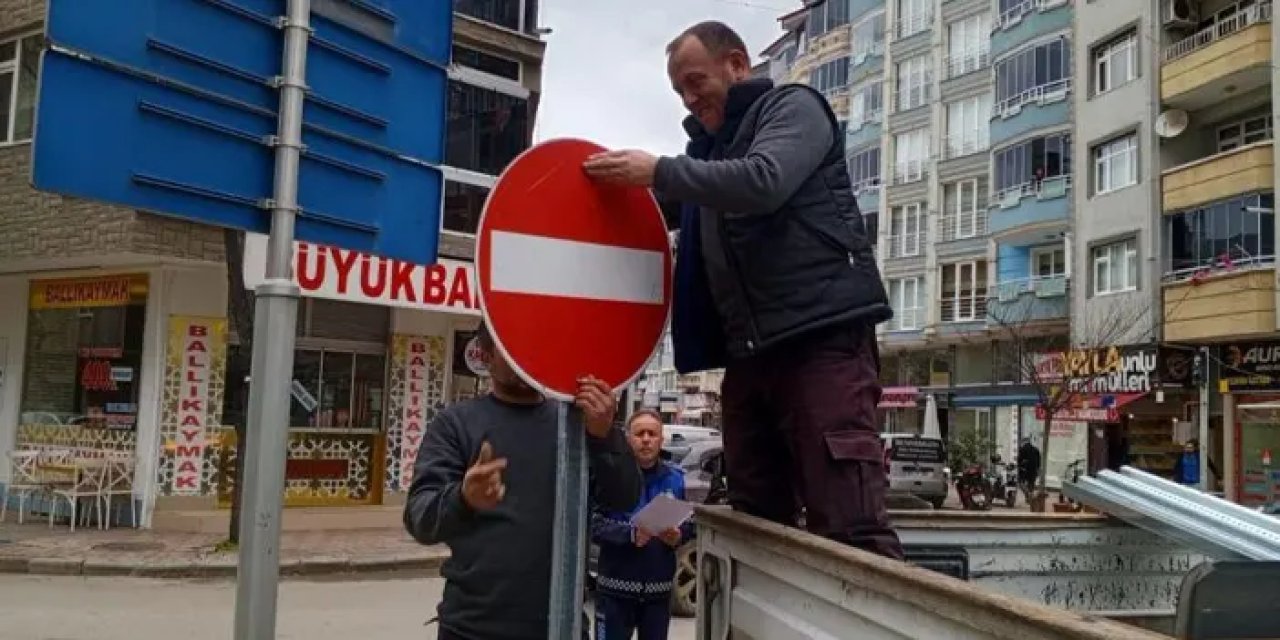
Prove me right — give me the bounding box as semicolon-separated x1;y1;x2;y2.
991;3;1072;59
856;188;880;214
990;99;1071;147
998;244;1030;282
847;121;882;151
34;0;451;264
988;289;1070;322
988;189;1071;235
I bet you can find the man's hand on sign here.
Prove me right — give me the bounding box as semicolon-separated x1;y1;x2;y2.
461;441;508;511
582;149;658;187
575;376;618;439
633;527;652;547
659;527;682;547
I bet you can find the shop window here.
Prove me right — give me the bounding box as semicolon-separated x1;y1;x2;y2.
453;0;521;31
447;80;530;177
0;32;41;144
20;275;149;430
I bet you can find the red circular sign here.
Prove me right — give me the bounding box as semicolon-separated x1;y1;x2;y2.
476;138;673;400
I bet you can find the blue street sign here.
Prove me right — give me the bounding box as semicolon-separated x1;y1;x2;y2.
31;0;451;264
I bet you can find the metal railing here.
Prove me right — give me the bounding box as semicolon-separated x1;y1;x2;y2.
992;275;1069;302
939;296;989;323
1163;253;1277;283
990;174;1072;209
851;177;882;196
851;42;886;66
893;160;927;185
895;79;934;112
994;0;1066;32
938;209;989;241
994;78;1071;119
943;133;990;159
1164;2;1272;63
896;12;933;40
944;48;990;79
886;232;925;259
888;307;924;331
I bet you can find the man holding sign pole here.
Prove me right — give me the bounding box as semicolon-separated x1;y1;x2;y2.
584;21;903;560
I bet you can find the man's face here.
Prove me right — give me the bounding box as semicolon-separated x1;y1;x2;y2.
481;341;536;396
667;36;750;133
628;415;664;468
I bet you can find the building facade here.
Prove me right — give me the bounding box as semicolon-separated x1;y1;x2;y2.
0;1;545;525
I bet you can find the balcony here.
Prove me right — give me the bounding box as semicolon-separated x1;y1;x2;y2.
1162;141;1274;212
944;48;990;80
943;133;990;160
887;307;925;332
896;13;933;40
1164;268;1277;341
886;231;926;259
987;276;1070;325
990;0;1071;57
988;175;1072;237
940;296;989;323
854;180;882;215
1162;3;1272;110
896;82;935;113
893;160;928;185
938;209;990;242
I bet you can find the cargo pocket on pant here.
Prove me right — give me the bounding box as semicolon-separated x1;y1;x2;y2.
822;429;887;528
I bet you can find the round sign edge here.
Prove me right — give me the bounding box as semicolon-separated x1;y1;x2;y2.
473;136;674;402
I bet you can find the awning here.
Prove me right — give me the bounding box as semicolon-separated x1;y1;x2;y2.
951;394;1039;408
878;386;920;408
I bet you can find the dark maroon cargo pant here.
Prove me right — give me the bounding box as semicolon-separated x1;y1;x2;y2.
720;322;904;560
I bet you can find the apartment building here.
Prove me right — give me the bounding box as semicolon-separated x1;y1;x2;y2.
0;2;546;524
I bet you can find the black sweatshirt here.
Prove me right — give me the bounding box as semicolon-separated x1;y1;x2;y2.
403;394;642;640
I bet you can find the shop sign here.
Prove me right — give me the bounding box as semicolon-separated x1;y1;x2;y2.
451;331;489;378
172;318;214;495
1061;345;1158;394
1221;341;1280;391
878;386;919;408
1035;406;1119;423
30;274;147;310
243;233;479;316
399;337;432;491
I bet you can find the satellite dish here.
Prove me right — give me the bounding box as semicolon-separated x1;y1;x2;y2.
1155;109;1190;138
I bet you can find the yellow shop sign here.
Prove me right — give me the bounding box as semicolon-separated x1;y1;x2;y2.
30;274;149;310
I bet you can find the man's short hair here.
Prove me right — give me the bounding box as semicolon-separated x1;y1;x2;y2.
667;21;749;60
627;409;663;430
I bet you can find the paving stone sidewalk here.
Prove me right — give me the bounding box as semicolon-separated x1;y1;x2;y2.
0;522;447;579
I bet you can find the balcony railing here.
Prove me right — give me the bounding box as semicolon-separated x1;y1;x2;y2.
944;48;991;79
994;78;1070;119
994;0;1067;32
852;42;887;66
944;133;990;159
1165;2;1272;63
1163;254;1277;283
990;174;1073;209
938;209;990;241
940;296;989;323
886;232;925;259
896;80;934;112
888;307;924;331
896;13;934;40
993;275;1069;302
893;160;928;185
852;177;883;197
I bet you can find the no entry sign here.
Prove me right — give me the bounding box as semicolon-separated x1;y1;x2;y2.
476;138;673;400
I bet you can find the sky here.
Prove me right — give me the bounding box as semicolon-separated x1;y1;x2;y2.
533;0;795;156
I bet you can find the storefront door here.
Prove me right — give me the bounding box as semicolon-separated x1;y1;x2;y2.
1236;399;1280;507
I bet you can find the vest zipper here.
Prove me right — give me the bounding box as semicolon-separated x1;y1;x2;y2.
718;217;762;353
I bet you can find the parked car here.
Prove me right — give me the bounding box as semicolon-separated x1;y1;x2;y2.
880;433;948;509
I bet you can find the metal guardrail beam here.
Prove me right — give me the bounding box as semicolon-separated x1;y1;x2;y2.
1062;466;1280;561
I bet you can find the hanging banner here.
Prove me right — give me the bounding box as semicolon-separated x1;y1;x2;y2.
399;337;432;490
168;316;226;495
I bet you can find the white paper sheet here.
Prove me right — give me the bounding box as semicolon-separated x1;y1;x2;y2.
630;493;695;534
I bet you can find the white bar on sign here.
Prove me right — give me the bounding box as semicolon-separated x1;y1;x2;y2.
490;231;664;305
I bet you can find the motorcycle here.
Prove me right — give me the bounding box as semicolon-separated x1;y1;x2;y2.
955;463;993;511
988;456;1018;508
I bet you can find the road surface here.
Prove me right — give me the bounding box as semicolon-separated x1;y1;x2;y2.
0;574;696;640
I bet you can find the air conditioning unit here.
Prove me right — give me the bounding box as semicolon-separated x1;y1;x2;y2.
1164;0;1200;29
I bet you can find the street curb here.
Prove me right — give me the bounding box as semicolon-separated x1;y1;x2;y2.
3;552;448;579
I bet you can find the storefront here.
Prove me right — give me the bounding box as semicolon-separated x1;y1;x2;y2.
1218;340;1280;506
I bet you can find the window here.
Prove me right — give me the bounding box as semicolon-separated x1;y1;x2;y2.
1093;32;1136;95
993;132;1072;195
1032;246;1067;278
1165;192;1275;276
890;203;924;257
894;128;929;183
453;46;520;81
447;80;530;177
848;146;882;193
810;57;851;95
852;12;887;60
1093;134;1137;195
941;261;987;322
1092;239;1139;295
994;37;1071;116
849;80;884;130
896;55;931;111
1;33;42;144
889;277;925;330
947;13;991;77
1217;114;1274;152
942;179;987;240
945;94;991;158
808;0;851;37
898;0;932;38
454;0;521;31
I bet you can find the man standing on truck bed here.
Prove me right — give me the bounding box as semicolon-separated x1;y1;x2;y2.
583;21;903;560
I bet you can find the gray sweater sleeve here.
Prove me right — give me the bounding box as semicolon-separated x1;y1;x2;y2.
652;86;834;215
403;410;475;545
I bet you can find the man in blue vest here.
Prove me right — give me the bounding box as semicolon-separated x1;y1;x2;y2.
583;21;902;559
592;409;693;640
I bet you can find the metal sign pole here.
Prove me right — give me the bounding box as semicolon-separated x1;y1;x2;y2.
548;402;589;640
233;1;310;638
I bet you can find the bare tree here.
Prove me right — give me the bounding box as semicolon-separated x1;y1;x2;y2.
222;229;255;544
988;293;1152;506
